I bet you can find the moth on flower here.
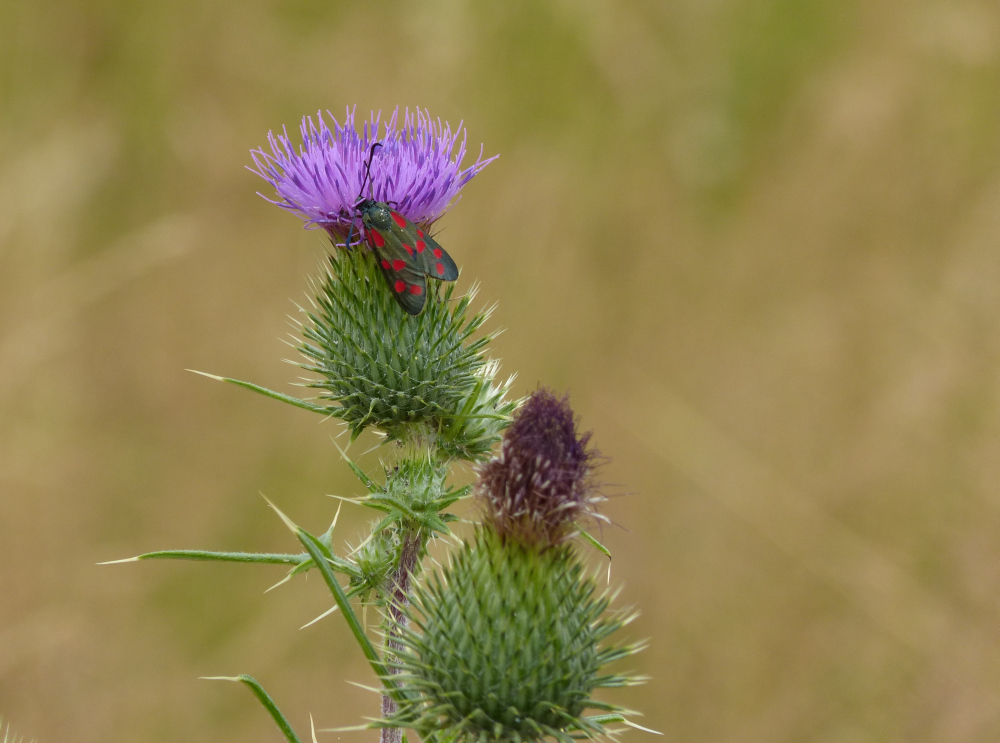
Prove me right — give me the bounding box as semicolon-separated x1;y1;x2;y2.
249;107;496;314
349;143;460;314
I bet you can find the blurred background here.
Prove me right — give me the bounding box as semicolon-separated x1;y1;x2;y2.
3;0;1000;740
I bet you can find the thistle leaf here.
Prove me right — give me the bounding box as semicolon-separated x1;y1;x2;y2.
109;550;308;565
187;370;336;415
265;500;392;690
579;531;612;560
201;675;302;743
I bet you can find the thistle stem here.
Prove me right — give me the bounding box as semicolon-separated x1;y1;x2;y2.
380;528;423;743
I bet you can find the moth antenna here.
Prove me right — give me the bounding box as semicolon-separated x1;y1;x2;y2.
344;142;383;250
357;142;383;202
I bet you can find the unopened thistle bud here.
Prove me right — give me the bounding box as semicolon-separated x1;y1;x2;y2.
387;529;642;743
477;388;604;548
297;250;496;444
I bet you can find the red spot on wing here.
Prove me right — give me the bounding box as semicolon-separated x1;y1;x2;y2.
392;259;406;271
369;230;385;248
394;280;406;293
435;262;445;276
417;229;424;238
403;243;414;256
432;248;443;259
409;284;423;295
415;240;426;253
381;260;391;270
390;211;407;228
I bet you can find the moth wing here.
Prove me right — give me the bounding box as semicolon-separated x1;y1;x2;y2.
415;230;459;282
368;227;428;315
389;210;459;282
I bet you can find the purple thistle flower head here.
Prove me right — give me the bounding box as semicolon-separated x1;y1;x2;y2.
477;388;605;549
249;107;497;242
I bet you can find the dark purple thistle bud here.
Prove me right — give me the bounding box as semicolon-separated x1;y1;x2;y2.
477;388;604;548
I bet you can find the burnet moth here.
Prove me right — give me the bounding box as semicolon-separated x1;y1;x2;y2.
344;143;459;315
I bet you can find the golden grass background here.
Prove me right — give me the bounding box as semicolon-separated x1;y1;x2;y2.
4;0;1000;740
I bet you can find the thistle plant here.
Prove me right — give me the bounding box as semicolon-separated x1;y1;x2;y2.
108;107;651;743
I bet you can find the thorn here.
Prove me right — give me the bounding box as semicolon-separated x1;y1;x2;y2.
301;604;339;629
96;556;139;565
261;493;299;533
329;434;351;460
326;494;365;504
345;679;382;693
185;369;226;381
330;499;343;534
621;720;663;735
310;714;319;743
346;530;376;558
361;439;384;457
265;573;294;593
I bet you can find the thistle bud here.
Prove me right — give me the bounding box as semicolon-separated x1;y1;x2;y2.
297;249;497;445
477;389;603;548
387;529;641;743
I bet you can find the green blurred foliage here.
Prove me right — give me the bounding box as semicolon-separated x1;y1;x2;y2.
4;0;1000;741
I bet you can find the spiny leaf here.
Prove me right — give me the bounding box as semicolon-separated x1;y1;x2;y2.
187;370;336;415
265;499;394;693
101;550;307;566
579;531;612;560
201;675;302;743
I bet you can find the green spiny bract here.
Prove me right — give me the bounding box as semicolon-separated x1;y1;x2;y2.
297;249;510;454
362;457;464;539
438;359;520;462
349;521;397;603
386;529;643;743
346;458;465;602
